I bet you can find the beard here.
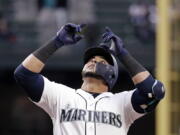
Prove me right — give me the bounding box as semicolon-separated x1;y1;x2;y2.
82;71;102;80
81;70;107;86
82;71;107;87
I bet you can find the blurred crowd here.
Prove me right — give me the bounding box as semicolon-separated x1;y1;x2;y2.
12;0;97;45
0;0;98;50
128;1;156;43
0;0;161;48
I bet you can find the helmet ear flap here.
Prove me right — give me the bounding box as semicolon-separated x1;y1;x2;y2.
110;54;119;89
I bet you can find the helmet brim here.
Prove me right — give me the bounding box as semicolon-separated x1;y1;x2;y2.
83;47;114;65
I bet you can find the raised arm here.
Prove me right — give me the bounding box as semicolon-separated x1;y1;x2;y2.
23;23;85;72
102;27;165;113
14;23;85;102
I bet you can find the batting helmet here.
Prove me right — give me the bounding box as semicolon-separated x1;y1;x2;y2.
83;43;119;90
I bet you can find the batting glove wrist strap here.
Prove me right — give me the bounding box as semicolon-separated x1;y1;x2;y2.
54;36;65;48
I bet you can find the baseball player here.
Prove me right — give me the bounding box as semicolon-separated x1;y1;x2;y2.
14;23;165;135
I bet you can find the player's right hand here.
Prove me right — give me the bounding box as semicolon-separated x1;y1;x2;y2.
55;23;86;47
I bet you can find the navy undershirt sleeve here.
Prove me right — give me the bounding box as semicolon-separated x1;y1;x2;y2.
14;64;44;102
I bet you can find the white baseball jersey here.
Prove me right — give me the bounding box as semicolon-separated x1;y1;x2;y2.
34;76;144;135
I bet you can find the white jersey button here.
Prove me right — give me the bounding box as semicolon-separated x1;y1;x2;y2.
89;102;94;106
87;123;94;135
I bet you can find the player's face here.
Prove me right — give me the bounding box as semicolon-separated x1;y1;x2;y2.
82;56;109;73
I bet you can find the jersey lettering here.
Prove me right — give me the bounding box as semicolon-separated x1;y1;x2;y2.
60;108;122;128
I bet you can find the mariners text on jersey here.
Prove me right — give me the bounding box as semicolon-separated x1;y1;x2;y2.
60;108;122;128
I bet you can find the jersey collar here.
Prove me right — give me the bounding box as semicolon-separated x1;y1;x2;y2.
76;89;113;100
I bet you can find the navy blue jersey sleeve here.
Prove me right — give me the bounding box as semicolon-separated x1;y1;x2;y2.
14;64;44;102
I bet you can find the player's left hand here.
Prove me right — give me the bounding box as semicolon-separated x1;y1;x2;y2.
56;23;86;47
102;27;125;55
